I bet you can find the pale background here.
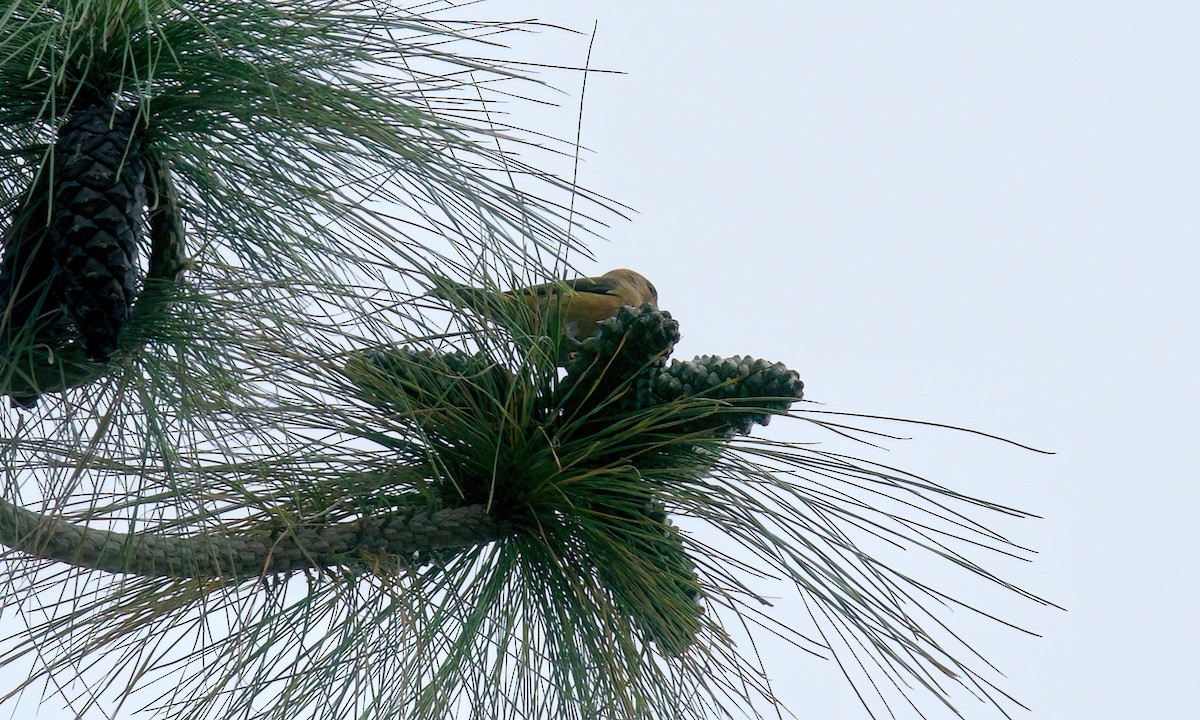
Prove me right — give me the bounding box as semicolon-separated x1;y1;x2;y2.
3;1;1196;718
492;1;1197;718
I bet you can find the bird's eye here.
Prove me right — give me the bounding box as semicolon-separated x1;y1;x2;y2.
648;282;657;298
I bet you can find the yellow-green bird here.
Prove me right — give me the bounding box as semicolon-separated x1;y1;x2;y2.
429;268;659;343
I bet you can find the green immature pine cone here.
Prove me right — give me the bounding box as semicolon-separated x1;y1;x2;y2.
651;355;805;436
559;304;680;415
345;347;515;434
594;501;704;656
52;103;146;362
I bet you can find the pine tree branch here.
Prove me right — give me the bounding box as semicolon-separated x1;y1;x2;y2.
0;499;505;579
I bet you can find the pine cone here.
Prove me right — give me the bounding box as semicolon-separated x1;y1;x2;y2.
559;304;680;415
594;501;703;656
144;149;188;283
651;354;805;436
0;161;67;345
346;346;513;427
1;160;64;408
52;104;146;362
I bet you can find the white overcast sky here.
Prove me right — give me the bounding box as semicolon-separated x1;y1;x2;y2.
3;2;1196;718
491;1;1198;718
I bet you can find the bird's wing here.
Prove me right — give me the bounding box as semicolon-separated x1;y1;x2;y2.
550;275;624;297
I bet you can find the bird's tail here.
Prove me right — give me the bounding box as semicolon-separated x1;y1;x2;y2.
425;279;521;318
425;277;575;350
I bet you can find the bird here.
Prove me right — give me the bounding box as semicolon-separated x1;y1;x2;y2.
428;268;659;345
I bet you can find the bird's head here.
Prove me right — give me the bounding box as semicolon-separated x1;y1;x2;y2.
603;268;658;311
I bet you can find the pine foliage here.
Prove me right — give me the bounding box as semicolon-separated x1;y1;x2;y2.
0;3;1052;720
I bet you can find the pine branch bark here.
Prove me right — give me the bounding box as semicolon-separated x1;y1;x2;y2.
0;499;506;579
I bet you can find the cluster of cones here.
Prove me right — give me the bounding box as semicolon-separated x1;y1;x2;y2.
346;304;805;655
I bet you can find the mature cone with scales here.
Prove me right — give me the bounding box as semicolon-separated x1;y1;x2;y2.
0;167;57;408
0;162;67;349
52;103;146;362
1;104;152;406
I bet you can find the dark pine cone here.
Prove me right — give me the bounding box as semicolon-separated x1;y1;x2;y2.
0;161;65;346
52;104;146;362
